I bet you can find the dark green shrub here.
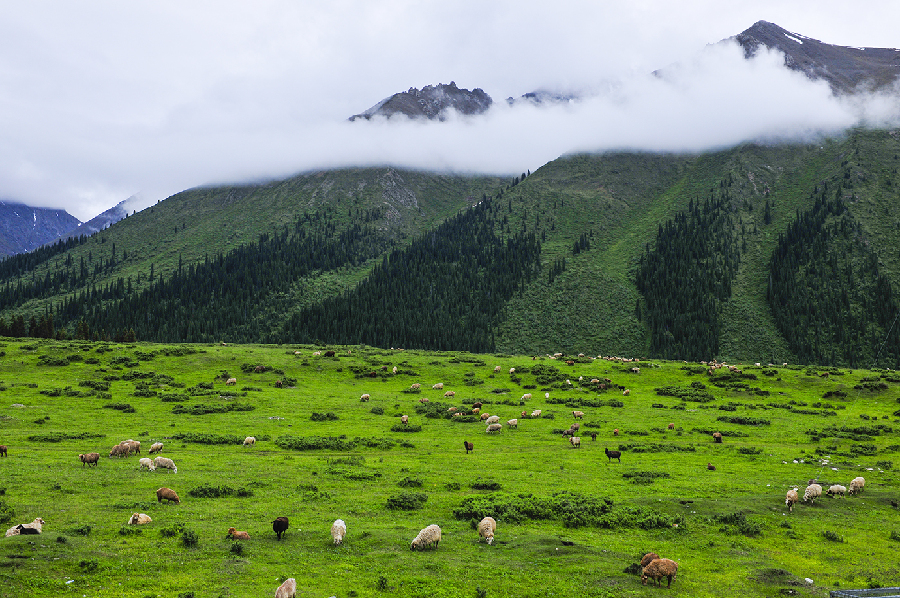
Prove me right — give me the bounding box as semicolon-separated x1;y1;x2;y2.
118;525;142;536
104;403;136;413
398;477;423;488
79;559;99;573
621;471;671;485
386;492;428;510
370;406;385;415
713;512;761;536
160;523;185;538
390;424;422;432
55;535;67;544
181;529;199;548
471;480;502;491
310;412;339;421
445;482;461;491
188;484;253;498
66;524;91;536
229;542;245;556
823;530;843;542
172;433;244;445
0;499;14;524
716;416;770;426
889;530;900;542
737;447;763;455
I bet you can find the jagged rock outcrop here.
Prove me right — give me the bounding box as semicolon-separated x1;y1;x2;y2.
733;20;900;94
349;81;492;121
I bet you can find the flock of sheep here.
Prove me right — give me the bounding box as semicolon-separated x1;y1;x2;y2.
785;477;866;511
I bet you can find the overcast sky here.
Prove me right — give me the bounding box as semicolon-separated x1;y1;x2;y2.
1;1;898;220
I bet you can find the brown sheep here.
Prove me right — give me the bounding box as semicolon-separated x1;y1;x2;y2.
0;445;6;457
480;413;490;421
707;463;716;471
613;428;619;436
225;378;237;386
667;423;675;430
401;415;409;425
227;527;250;540
642;558;678;587
272;516;289;540
605;447;622;463
589;432;598;441
623;389;630;396
79;452;100;467
464;440;474;454
156;487;180;504
640;552;661;568
572;410;584;419
472;402;483;409
713;432;723;443
324;350;336;357
274;578;296;598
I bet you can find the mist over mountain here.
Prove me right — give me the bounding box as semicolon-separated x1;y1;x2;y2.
349;81;493;121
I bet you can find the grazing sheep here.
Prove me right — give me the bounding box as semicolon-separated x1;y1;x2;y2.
530;409;542;418
641;558;678;588
464;440;474;454
572;410;584;419
472;408;481;414
589;432;598;441
613;428;619;436
507;419;518;429
521;393;532;400
849;476;866;495
153;456;177;473
803;483;822;504
480;413;491;421
785;488;799;512
324;350;336;357
419;398;429;403
5;517;45;537
432;383;444;390
569;436;581;448
225;378;237;386
138;457;156;471
472;402;483;409
667;423;675;430
79;452;100;467
623;389;630;396
0;445;7;457
149;442;164;454
274;577;296;598
410;524;441;550
272;516;289;540
494;365;501;372
128;513;152;525
444;390;456;398
545;392;550;399
243;436;256;447
109;444;129;458
486;423;502;434
712;432;723;443
410;383;421;391
509;368;515;374
331;519;346;545
401;415;409;425
360;393;370;402
485;415;500;425
640;552;661;568
227;527;250;540
570;423;581;432
707;463;716;471
122;440;141;454
478;517;497;544
156;487;180;504
605;447;622;463
826;484;847;498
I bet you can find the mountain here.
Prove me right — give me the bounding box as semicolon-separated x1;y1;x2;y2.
349;81;493;121
733;20;900;94
50;197;132;244
0;201;81;257
506;90;578;106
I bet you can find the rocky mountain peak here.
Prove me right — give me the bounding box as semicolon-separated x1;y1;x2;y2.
349;81;493;121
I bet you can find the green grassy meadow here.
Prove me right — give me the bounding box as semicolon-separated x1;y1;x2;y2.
0;338;898;597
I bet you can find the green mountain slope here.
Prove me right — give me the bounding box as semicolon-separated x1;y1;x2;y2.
2;130;900;366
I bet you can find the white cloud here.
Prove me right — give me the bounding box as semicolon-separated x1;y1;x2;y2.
0;1;897;220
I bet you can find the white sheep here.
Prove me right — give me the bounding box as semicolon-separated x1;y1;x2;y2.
444;390;456;398
139;457;156;471
509;368;515;374
572;410;584;419
826;484;847;498
507;419;518;429
803;483;822;504
401;415;409;425
521;393;532;400
486;423;502;434
494;365;501;372
331;519;347;545
569;436;581;448
274;577;296;598
225;377;237;386
410;524;441;550
410;383;421;390
785;488;799;512
530;409;542;418
128;513;152;525
478;516;496;545
148;442;164;454
485;415;500;425
153;456;177;474
243;436;256;447
849;476;865;495
432;383;444;390
5;517;44;537
360;393;370;401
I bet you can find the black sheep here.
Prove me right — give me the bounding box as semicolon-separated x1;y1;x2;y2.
272;516;289;540
463;441;474;454
604;447;622;463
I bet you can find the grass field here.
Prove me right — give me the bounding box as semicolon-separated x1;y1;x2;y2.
0;338;898;597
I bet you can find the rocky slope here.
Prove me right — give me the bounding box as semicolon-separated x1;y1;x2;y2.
0;201;80;257
349;81;492;121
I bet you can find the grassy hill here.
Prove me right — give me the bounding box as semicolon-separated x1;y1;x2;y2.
1;129;900;365
0;338;898;597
